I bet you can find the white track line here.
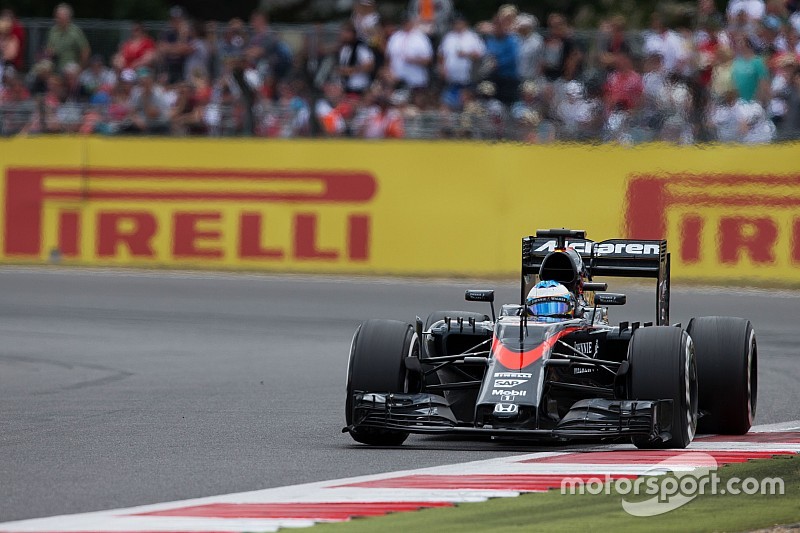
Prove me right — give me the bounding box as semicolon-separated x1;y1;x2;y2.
2;421;798;533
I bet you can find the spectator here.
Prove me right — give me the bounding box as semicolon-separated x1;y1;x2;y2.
768;54;796;125
231;55;259;134
643;13;690;75
541;13;582;82
0;9;24;71
386;16;433;89
695;0;725;32
0;71;31;136
62;62;90;102
189;67;212;105
786;21;800;54
169;81;206;135
780;65;800;138
516;14;543;82
659;76;695;143
599;15;631;71
512;80;539;116
79;55;116;96
337;22;375;95
360;95;404;138
695;17;723;88
604;51;643;113
24;72;66;133
408;0;454;41
709;88;743;141
556;80;598;140
727;0;767;23
737;97;776;142
0;15;21;73
0;70;28;102
438;14;485;109
731;35;769;101
159;6;192;84
28;59;55;96
127;67;170;134
642;52;668;106
270;81;310;138
204;21;220;78
97;76;134;134
485;14;520;104
219;18;247;63
352;0;381;44
496;4;519;30
114;22;156;71
45;3;90;72
315;80;348;136
206;59;239;136
710;46;736;99
469;80;506;139
249;11;293;86
791;10;800;34
184;21;210;80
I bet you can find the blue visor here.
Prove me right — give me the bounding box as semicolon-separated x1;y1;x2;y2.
527;298;571;317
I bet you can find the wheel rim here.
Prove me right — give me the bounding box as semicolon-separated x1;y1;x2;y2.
747;329;757;425
685;337;698;441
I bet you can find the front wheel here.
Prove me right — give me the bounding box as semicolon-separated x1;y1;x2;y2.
628;326;698;449
345;319;420;446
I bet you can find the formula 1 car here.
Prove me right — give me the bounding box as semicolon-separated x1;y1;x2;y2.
344;229;757;449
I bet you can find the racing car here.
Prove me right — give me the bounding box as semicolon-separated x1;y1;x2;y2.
344;229;757;449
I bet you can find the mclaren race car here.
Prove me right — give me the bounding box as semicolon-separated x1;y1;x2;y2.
344;229;757;449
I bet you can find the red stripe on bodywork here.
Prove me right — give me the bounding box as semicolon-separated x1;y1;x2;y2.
133;501;453;520
521;450;795;465
493;327;580;369
336;473;636;491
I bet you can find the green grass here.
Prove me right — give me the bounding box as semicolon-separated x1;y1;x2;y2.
311;456;799;533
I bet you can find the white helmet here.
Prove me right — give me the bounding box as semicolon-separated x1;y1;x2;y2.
526;280;576;318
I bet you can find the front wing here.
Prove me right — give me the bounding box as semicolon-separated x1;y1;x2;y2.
345;392;673;442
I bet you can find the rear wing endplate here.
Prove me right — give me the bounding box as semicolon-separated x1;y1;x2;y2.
522;232;670;326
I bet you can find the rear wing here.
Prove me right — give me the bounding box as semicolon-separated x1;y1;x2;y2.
522;230;670;326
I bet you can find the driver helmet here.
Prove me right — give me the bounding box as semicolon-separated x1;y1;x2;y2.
526;280;576;319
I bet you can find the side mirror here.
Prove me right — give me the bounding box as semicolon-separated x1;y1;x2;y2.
595;293;626;306
465;290;496;321
465;290;494;303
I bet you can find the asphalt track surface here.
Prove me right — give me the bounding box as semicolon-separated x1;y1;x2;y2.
1;268;798;522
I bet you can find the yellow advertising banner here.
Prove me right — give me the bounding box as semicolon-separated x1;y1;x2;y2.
1;137;799;282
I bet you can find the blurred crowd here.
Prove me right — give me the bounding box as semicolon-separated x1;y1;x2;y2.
1;0;800;142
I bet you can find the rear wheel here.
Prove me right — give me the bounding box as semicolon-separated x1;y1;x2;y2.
628;326;698;449
345;319;419;446
688;317;757;435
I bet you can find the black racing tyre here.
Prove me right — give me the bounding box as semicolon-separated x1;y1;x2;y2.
628;326;698;449
688;317;757;435
345;319;420;446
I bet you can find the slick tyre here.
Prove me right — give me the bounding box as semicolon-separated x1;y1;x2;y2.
628;326;698;449
345;319;420;446
688;317;757;435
